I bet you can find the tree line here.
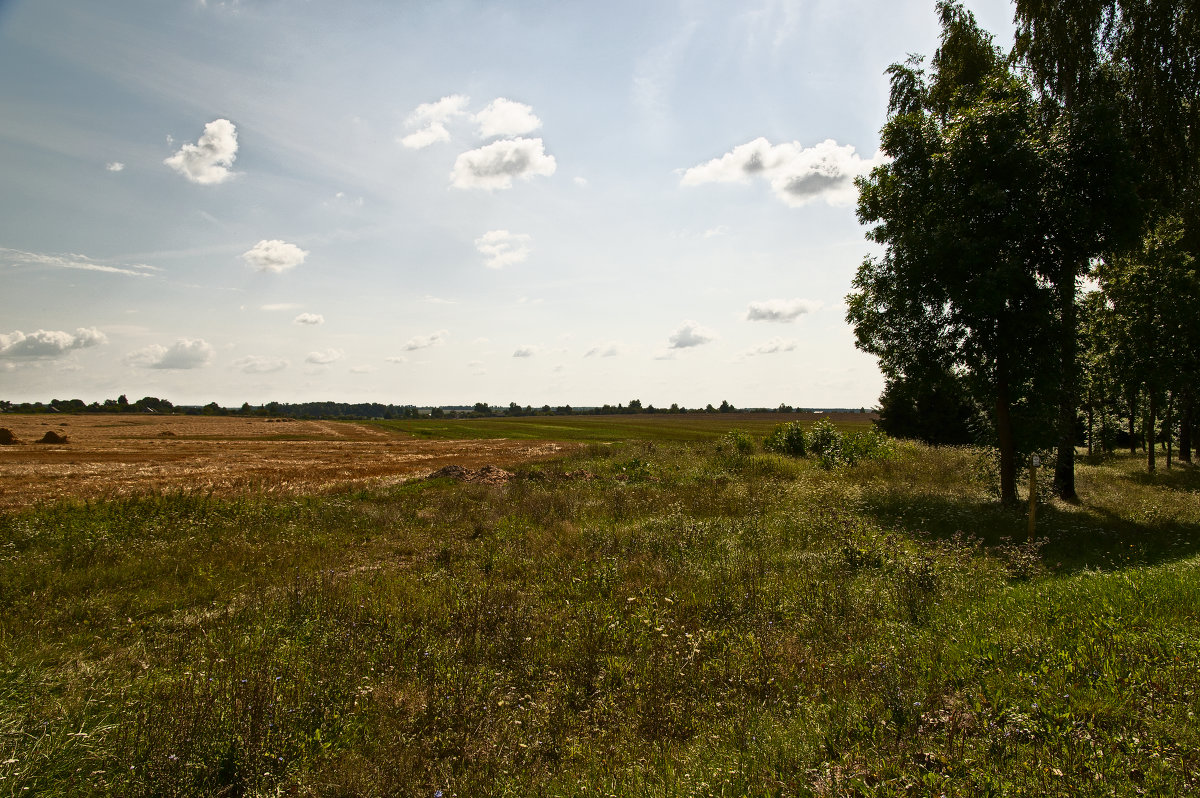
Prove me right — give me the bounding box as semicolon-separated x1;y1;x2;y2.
849;0;1198;502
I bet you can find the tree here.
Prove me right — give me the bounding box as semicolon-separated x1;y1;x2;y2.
1014;0;1198;496
850;2;1059;502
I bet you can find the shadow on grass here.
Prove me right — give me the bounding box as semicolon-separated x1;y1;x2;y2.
855;488;1200;575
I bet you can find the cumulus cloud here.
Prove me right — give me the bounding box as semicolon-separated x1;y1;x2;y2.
385;355;408;364
513;346;540;358
668;320;716;349
1;247;159;278
402;330;448;351
475;98;542;138
0;327;107;359
106;161;125;172
126;338;214;369
241;240;308;273
163;119;238;184
305;348;343;365
745;337;798;356
451;137;556;190
475;230;532;269
400;95;469;149
584;342;623;358
745;298;821;323
232;355;288;373
293;313;324;326
681;137;882;207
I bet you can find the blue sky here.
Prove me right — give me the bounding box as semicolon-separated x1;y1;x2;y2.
0;0;1017;408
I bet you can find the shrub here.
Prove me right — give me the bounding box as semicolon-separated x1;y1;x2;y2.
763;422;806;457
719;429;756;457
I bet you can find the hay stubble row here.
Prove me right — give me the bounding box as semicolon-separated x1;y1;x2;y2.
0;415;568;509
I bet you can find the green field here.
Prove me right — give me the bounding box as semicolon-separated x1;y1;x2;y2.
372;411;875;442
2;420;1198;796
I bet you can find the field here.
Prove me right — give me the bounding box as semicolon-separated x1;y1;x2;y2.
1;414;1198;796
0;415;569;510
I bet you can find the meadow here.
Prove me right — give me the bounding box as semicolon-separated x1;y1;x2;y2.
1;415;1197;796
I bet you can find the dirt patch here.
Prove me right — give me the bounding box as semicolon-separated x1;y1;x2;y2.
36;431;68;444
0;428;17;446
0;415;573;510
428;464;513;484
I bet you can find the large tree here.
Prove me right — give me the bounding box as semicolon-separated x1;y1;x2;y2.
1014;0;1199;496
849;3;1058;503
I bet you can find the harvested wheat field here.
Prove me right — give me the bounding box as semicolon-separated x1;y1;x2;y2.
0;414;569;509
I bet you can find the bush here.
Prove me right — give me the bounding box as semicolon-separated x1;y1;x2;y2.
719;429;756;458
763;422;806;457
809;420;895;469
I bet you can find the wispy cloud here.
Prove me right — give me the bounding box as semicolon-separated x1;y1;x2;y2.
402;330;448;351
305;348;343;365
0;247;160;278
744;337;798;356
106;161;125;172
475;230;532;269
400;95;469;149
164;119;238;184
513;345;541;358
584;341;624;358
232;355;288;373
745;298;821;322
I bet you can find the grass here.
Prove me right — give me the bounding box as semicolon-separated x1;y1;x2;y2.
369;412;876;443
1;428;1197;796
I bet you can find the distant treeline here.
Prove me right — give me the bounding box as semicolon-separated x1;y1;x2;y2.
0;396;867;420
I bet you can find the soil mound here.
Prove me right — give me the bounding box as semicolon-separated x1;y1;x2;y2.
37;431;68;444
158;430;177;437
0;428;18;445
427;464;513;484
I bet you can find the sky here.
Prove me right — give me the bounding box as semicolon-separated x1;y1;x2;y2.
0;0;1019;409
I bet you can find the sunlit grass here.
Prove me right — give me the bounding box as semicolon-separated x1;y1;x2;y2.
1;438;1197;796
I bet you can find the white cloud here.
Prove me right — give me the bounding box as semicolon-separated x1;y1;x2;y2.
745;298;821;322
668;320;716;349
260;302;301;311
233;355;288;373
305;348;343;365
513;345;540;358
385;355;408;364
422;295;456;305
106;161;125;172
475;98;542;138
293;313;324;325
0;327;106;359
584;341;623;358
241;240;308;273
745;337;798;356
163;119;238;184
400;95;469;149
0;247;158;277
681;137;882;207
703;225;729;238
451;137;556;190
350;364;376;374
126;338;214;369
475;230;532;269
402;329;448;350
574;176;589;188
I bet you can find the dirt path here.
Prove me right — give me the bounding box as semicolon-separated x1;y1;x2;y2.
0;415;570;510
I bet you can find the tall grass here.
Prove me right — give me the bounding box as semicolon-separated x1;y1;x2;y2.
1;440;1197;795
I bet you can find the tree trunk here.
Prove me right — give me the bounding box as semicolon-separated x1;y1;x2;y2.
1181;392;1193;463
1129;391;1138;456
1055;277;1079;500
996;369;1018;504
1166;392;1173;469
1148;391;1157;472
1087;400;1094;457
